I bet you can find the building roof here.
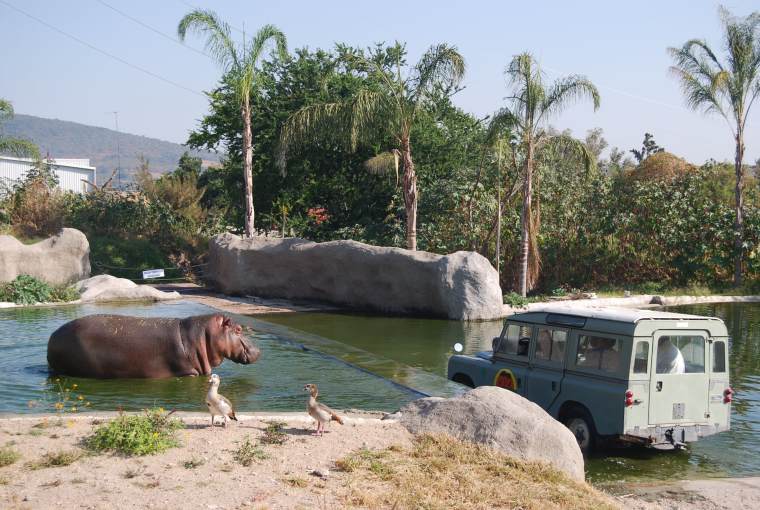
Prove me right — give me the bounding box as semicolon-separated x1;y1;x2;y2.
515;305;721;324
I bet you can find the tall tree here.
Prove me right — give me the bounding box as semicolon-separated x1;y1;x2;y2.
669;7;760;286
630;132;664;163
277;42;465;250
492;53;600;296
0;99;39;158
178;9;287;237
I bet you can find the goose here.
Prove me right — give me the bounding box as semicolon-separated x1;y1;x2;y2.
206;373;237;429
303;383;344;436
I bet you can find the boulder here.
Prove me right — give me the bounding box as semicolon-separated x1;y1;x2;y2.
0;228;90;285
75;275;180;303
207;234;503;320
400;386;584;481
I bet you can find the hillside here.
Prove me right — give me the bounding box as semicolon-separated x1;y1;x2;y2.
1;114;221;183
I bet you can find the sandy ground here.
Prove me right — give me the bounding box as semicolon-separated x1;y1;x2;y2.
608;477;760;510
0;412;411;510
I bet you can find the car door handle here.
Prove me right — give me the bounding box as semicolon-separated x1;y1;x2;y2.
656;381;663;392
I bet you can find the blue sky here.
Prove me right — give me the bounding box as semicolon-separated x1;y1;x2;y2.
1;0;759;164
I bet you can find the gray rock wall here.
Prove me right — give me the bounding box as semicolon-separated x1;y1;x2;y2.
0;228;91;285
207;234;503;320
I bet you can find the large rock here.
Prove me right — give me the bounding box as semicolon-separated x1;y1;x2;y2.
400;386;584;480
75;275;180;303
0;228;90;285
207;234;503;320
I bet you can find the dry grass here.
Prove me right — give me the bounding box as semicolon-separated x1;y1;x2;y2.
0;446;21;467
335;434;618;510
26;449;85;470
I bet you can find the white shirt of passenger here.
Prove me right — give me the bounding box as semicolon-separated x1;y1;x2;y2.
657;340;686;374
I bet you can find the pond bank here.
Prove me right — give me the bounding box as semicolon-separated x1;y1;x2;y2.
0;413;617;510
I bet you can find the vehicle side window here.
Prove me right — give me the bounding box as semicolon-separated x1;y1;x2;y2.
576;335;621;372
497;324;532;357
633;340;649;374
535;328;566;363
712;340;726;373
656;335;705;374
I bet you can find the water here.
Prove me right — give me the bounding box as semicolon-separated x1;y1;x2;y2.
0;302;419;415
259;306;760;482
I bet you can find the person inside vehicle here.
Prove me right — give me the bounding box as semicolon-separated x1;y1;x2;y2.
536;329;553;359
579;336;619;371
656;336;685;374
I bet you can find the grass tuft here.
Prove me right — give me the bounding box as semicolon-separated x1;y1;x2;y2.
261;421;288;445
283;476;308;488
233;436;268;466
85;408;183;456
26;450;84;470
0;446;21;467
183;457;205;469
336;434;617;510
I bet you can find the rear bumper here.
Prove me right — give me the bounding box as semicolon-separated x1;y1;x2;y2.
622;422;729;445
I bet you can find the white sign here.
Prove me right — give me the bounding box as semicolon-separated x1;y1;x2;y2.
142;269;165;279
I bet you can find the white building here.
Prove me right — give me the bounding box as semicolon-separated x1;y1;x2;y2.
0;156;96;194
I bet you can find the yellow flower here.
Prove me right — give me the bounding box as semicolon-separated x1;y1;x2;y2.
158;407;164;413
153;432;159;438
54;402;64;410
71;384;78;389
77;395;84;400
71;407;77;412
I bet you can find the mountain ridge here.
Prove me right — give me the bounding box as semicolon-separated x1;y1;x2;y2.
1;114;222;182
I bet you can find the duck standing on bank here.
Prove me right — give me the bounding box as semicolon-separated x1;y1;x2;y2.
206;373;238;429
303;383;344;436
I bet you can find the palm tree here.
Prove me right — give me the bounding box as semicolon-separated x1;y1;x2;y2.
178;9;287;237
492;54;600;296
0;99;39;158
669;7;760;287
277;43;465;251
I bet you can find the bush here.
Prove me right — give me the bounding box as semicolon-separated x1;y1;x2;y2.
504;292;530;308
2;163;67;238
0;446;20;467
233;436;268;466
88;236;172;278
86;408;183;456
26;450;84;470
0;275;79;305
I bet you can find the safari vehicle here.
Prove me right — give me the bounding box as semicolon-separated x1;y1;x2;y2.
447;307;732;453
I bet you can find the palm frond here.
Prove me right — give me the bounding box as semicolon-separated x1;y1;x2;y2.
276;88;386;171
0;98;13;121
538;76;600;124
412;43;466;107
540;134;596;173
177;9;239;72
484;108;520;146
364;150;400;185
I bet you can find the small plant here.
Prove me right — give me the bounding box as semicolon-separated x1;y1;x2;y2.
261;421;287;445
122;467;144;479
284;476;308;488
26;449;84;470
503;292;530;308
0;275;79;305
233;436;268;466
550;287;568;297
639;281;665;294
335;447;393;479
183;457;205;469
86;408;183;456
0;446;21;467
48;379;91;415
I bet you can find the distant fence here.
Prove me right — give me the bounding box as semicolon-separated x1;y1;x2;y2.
93;262;209;284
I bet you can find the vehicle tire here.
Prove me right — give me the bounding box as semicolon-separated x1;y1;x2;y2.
451;373;475;388
561;406;597;456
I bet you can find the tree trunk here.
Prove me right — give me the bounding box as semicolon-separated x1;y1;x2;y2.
495;143;503;277
518;143;534;297
402;137;417;251
733;129;745;287
241;97;255;238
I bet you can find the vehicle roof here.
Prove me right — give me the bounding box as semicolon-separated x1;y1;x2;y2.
507;306;728;337
518;306;720;323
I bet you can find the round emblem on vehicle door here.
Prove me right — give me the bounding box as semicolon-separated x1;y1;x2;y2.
493;369;517;391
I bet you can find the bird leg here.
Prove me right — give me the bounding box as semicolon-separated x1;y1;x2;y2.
210;415;215;429
223;415;228;428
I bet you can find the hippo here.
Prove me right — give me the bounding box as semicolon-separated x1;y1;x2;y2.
47;314;260;379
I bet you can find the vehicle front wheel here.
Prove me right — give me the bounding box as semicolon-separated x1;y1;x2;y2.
451;373;475;388
562;408;597;456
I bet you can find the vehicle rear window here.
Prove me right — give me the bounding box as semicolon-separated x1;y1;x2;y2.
656;335;705;374
535;328;566;363
633;340;649;374
497;324;532;357
713;341;726;373
576;335;621;372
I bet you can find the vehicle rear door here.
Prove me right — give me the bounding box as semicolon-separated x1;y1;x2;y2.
527;327;567;410
649;330;710;425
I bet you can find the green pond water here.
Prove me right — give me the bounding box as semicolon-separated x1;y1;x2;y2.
259;304;760;483
0;301;420;415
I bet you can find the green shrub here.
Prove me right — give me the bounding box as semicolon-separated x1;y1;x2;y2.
0;446;20;467
504;292;530;308
88;236;172;278
233;436;268;466
550;287;568;297
261;421;288;445
85;408;183;456
638;281;665;294
0;275;79;304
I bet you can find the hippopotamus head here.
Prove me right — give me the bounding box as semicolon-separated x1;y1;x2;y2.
211;315;260;365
